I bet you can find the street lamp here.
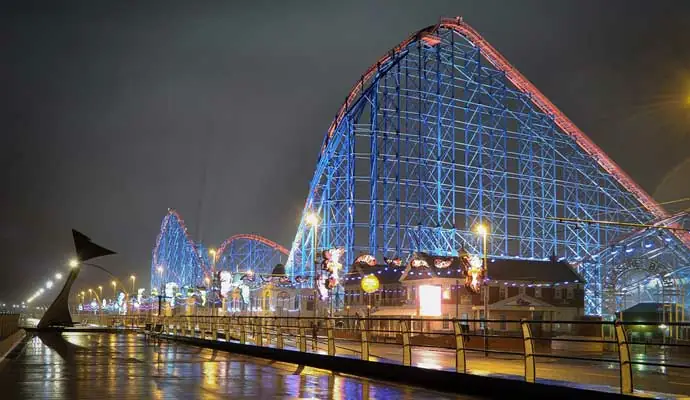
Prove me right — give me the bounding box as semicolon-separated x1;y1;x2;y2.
111;281;117;297
156;266;164;292
68;259;79;268
130;275;136;293
306;212;319;319
209;249;217;315
55;273;63;280
474;222;490;356
46;280;53;289
98;285;103;298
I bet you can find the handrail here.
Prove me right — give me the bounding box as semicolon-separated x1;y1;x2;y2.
97;313;690;396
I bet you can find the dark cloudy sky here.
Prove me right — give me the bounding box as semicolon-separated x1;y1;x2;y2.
1;0;689;304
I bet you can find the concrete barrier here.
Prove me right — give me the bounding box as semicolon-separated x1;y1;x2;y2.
0;314;20;340
0;329;26;363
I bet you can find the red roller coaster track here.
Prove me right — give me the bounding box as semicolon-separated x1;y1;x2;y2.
216;233;290;258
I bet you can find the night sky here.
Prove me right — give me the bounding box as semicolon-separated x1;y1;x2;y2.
1;1;689;304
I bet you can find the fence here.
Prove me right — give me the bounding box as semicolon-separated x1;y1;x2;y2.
94;314;690;396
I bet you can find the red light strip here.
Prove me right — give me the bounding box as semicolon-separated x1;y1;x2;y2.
217;234;290;260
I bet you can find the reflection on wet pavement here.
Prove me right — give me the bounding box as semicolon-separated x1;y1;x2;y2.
0;333;481;399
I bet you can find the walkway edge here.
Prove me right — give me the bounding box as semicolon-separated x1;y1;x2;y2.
160;334;635;399
0;330;26;364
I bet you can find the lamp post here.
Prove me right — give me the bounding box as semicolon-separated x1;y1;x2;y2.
111;281;117;298
130;275;136;294
209;249;217;316
80;291;85;314
98;285;103;298
306;212;319;320
475;223;489;356
88;288;104;325
156;266;164;316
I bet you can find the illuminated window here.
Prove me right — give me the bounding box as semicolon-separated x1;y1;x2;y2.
442;288;451;300
418;285;442;316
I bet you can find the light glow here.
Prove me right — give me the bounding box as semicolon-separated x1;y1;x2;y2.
475;223;488;236
68;259;79;268
305;212;319;226
46;281;54;289
419;285;442;316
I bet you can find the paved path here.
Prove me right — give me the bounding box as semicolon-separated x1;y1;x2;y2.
0;332;481;399
269;335;690;397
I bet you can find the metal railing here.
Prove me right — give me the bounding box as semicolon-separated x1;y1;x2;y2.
93;314;690;396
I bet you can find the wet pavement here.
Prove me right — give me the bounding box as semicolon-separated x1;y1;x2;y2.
0;332;482;399
307;339;690;397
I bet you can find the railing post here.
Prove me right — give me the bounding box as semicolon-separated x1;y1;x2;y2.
453;321;467;373
256;318;264;346
614;320;633;395
276;325;284;349
359;319;369;361
239;319;246;344
327;318;335;356
299;321;307;352
520;319;536;383
401;320;411;366
212;318;218;340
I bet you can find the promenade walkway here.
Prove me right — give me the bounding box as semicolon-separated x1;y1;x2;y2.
0;332;480;399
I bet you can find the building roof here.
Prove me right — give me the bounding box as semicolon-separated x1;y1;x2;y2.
343;264;404;285
400;252;468;281
343;255;583;286
620;302;683;314
485;257;583;284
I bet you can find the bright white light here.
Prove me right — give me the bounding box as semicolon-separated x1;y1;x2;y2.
68;259;79;268
39;288;45;294
419;285;442;316
475;223;488;236
46;281;54;289
305;213;319;226
469;255;483;269
55;273;63;280
659;324;669;330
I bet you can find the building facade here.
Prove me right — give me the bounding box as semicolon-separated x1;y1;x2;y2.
342;256;585;334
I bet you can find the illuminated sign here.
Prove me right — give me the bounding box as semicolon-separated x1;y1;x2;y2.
466;255;484;293
220;271;233;297
354;254;377;266
361;274;380;293
419;285;442;316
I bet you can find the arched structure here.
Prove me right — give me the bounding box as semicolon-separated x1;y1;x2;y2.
284;17;690;315
586;211;690;315
215;234;289;276
151;209;208;292
150;210;289;293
